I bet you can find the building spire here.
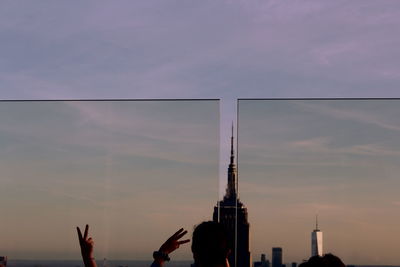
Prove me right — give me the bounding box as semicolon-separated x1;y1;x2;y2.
230;121;234;165
314;214;321;231
225;122;237;201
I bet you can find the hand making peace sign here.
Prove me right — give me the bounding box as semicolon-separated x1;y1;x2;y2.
77;224;97;267
159;228;190;254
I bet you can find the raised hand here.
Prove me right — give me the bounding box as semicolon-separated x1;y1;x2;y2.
159;228;190;254
77;224;97;267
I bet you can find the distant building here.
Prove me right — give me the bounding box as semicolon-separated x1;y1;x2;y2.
213;125;251;267
271;248;282;267
261;254;269;266
254;254;269;267
311;216;323;257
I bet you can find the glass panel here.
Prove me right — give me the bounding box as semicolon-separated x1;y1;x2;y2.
238;99;400;267
0;100;219;267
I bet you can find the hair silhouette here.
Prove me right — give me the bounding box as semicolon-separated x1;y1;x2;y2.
192;221;231;267
299;254;345;267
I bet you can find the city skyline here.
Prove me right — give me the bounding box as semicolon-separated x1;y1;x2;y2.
238;99;400;265
0;100;400;263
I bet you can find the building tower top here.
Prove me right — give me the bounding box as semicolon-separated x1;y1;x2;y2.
213;125;250;267
224;122;237;202
230;122;235;165
311;215;323;257
315;214;319;231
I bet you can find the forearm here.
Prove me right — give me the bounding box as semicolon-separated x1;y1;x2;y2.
151;251;169;267
83;257;97;267
151;259;166;267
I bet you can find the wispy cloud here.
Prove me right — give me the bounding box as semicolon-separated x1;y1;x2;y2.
240;181;331;195
295;101;400;132
290;136;332;149
0;101;219;165
1;1;400;99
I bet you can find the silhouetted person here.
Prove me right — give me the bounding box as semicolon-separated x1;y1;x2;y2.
77;224;97;267
299;254;345;267
152;221;230;267
192;221;230;267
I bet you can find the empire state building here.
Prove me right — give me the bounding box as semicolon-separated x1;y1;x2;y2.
213;126;251;267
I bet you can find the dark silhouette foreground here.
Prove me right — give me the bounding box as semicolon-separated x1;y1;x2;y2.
299;254;345;267
152;221;230;267
77;222;230;267
191;221;230;267
77;223;344;267
77;225;96;267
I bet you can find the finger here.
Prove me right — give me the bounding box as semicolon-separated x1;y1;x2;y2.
77;227;83;242
84;224;89;240
167;228;184;242
178;239;190;245
176;230;188;240
88;237;94;245
171;228;184;238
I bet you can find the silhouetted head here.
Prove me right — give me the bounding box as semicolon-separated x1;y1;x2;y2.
299;254;345;267
192;221;230;267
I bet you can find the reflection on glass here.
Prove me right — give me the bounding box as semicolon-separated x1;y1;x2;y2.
238;99;400;267
0;100;219;267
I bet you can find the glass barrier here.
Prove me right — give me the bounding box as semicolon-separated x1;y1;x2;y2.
0;100;219;267
237;99;400;267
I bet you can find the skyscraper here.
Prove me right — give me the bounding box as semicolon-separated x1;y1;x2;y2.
311;216;323;257
271;248;282;267
213;125;251;267
254;254;269;267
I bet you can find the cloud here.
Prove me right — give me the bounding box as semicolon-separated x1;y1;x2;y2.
295;101;400;132
289;136;400;157
0;101;219;166
1;1;400;100
239;181;331;195
290;136;332;149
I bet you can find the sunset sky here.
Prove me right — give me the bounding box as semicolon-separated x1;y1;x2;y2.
0;101;219;260
1;0;400;265
2;100;400;265
239;100;400;265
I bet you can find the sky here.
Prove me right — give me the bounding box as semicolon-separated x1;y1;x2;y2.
1;0;400;178
238;100;400;265
1;0;400;264
0;101;219;260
